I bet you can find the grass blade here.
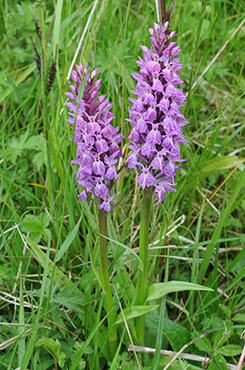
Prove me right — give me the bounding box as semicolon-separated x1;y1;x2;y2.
197;168;245;284
56;212;83;262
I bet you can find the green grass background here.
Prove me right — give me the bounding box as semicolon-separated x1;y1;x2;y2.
0;0;245;369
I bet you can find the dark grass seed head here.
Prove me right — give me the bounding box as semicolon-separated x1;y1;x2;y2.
47;61;57;95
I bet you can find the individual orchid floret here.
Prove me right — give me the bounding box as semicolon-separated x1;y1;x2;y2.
127;22;188;203
66;62;123;212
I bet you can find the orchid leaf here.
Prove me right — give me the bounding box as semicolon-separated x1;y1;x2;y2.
146;281;213;302
114;305;158;325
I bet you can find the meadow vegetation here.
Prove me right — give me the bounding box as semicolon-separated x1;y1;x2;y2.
0;0;245;369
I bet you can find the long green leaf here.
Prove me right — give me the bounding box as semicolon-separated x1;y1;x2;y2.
196;155;242;174
56;212;83;262
24;235;83;297
68;314;108;370
197;168;245;284
21;236;52;370
52;0;63;57
180;156;243;192
146;281;213;302
114;305;159;325
18;277;25;367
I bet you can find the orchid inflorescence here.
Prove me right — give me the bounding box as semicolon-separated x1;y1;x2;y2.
127;21;189;203
66;63;123;212
66;21;188;210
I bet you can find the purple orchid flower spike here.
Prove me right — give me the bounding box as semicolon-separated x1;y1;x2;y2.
66;62;123;212
126;21;188;203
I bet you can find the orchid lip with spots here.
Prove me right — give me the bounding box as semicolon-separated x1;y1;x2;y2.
66;63;123;212
127;21;188;203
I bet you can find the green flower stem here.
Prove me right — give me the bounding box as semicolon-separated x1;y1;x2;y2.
152;247;169;370
135;186;153;345
42;94;59;236
40;31;59;236
98;208;118;358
